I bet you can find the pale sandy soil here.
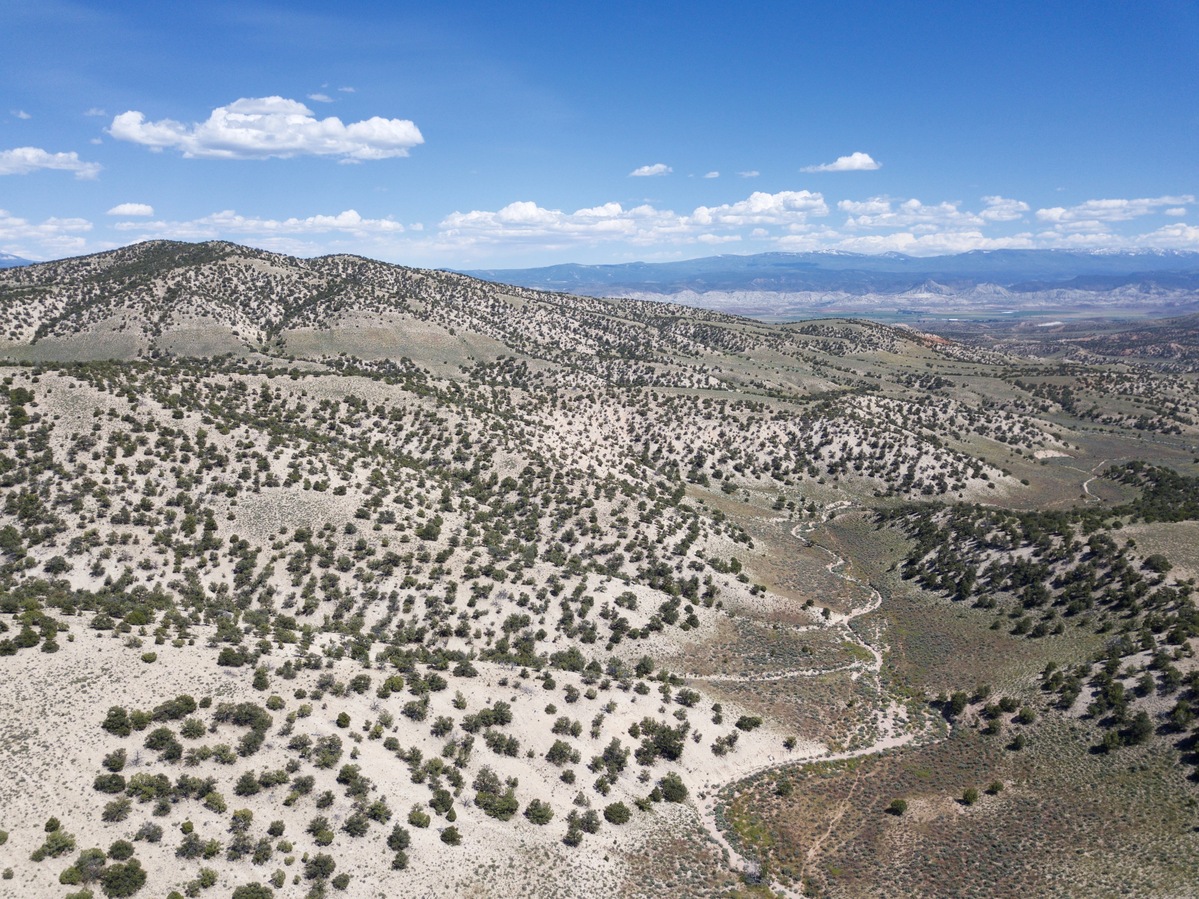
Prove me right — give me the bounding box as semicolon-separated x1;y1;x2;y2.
0;617;844;898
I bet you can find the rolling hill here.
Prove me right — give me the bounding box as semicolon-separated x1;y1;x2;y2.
1;240;1198;898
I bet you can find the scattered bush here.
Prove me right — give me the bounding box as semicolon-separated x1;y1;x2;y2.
102;749;127;773
133;823;163;844
603;802;631;825
102;798;132;823
101;707;132;737
107;840;134;861
99;858;146;897
658;772;688;803
524;799;554;825
32;828;77;861
304;853;336;881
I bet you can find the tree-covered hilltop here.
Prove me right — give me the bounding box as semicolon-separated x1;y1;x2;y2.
884;463;1199;757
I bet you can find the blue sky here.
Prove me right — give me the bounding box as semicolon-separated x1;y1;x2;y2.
2;0;1197;265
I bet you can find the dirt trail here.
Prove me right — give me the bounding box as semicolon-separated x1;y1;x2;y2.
692;501;929;898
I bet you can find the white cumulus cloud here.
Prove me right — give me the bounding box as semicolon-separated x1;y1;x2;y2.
830;230;1035;255
1133;223;1199;249
629;163;671;177
0;147;101;179
115;208;407;238
438;190;829;253
703;171;720;179
737;170;760;178
1036;195;1195;224
837;197;892;216
12;110;31;120
307;93;334;103
109;97;423;161
839;197;979;230
107;203;154;217
0;208;93;258
980;195;1030;222
688;191;828;227
801;152;880;173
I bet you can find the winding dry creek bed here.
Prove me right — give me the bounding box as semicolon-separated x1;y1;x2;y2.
686;502;934;897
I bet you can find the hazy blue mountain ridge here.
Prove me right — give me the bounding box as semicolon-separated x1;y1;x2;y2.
464;249;1199;297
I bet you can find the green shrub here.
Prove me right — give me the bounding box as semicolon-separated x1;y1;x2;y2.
133;823;162;844
67;847;107;884
658;772;688;802
102;798;132;823
99;858;146;897
230;809;254;834
101;707;132;737
234;771;261;796
579;810;601;834
341;811;369;837
231;884;274;899
32;828;77;861
102;749;126;773
603;802;631;825
523;799;554;825
304;853;336;881
386;824;410;851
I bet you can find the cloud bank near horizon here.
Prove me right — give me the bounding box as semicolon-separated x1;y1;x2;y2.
43;189;1188;267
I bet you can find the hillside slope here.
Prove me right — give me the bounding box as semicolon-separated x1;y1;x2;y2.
2;241;1199;898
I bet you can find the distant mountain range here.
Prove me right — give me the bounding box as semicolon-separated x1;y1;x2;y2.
465;249;1199;320
0;253;32;268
